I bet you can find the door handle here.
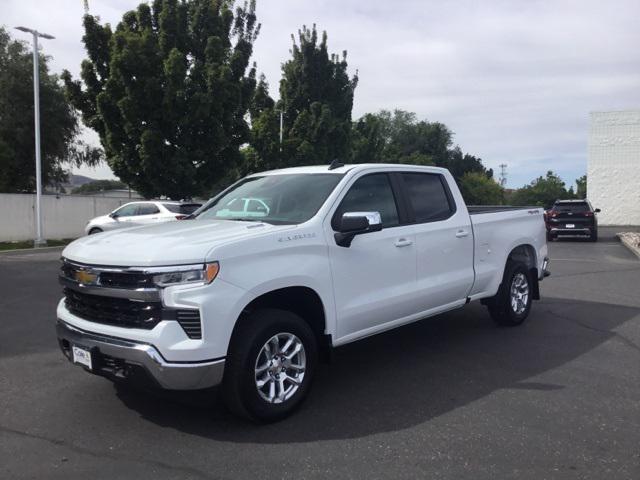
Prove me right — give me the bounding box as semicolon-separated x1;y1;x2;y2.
455;229;469;238
394;238;413;248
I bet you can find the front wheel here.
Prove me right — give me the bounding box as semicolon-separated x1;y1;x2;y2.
222;308;317;422
88;227;103;235
487;261;533;326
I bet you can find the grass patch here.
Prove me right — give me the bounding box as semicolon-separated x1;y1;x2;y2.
0;238;75;251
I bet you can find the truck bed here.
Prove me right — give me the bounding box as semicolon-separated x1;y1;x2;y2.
467;205;541;214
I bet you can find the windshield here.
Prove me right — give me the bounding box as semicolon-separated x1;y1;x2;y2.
196;173;344;225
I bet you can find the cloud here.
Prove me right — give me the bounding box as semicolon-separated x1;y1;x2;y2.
4;0;639;186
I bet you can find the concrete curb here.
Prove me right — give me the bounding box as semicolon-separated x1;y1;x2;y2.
0;245;66;256
617;233;640;260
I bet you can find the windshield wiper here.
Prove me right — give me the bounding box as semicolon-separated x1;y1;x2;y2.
224;217;272;224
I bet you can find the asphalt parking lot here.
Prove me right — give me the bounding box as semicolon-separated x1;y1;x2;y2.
1;228;639;479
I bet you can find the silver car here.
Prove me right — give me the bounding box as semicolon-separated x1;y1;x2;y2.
85;201;201;235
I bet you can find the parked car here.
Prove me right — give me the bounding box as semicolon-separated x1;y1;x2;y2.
85;201;202;235
57;164;549;421
545;199;600;241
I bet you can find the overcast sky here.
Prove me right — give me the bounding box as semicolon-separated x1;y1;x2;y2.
4;0;640;187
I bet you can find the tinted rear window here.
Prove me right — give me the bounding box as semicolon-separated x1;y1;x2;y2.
163;203;202;214
401;173;454;223
553;202;589;213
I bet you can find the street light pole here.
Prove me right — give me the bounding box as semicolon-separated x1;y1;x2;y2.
15;27;55;247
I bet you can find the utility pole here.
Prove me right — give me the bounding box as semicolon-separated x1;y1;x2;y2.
15;27;55;247
279;110;283;152
499;163;508;187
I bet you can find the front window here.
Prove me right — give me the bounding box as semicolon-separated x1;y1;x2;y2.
196;174;344;225
113;203;139;217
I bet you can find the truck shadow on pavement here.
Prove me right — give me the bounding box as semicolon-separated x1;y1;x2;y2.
113;298;640;443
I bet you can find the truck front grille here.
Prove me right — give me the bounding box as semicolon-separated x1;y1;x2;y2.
64;288;162;329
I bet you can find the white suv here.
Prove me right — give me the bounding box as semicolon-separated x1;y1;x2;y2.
85;201;201;235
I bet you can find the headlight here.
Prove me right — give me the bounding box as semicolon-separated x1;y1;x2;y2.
151;262;219;287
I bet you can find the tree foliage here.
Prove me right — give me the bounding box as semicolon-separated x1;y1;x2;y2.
63;0;260;199
0;27;101;193
509;171;571;208
72;179;127;194
350;109;492;181
458;171;503;205
248;24;358;171
575;174;587;199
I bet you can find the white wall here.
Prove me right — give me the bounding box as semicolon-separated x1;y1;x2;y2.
587;110;640;226
0;194;132;242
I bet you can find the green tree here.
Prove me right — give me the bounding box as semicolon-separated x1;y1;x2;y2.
249;24;358;170
510;171;570;208
63;0;260;199
575;174;587;199
458;171;504;205
0;27;101;193
350;109;491;181
72;179;126;194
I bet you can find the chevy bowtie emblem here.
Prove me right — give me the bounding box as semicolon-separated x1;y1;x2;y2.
75;270;98;285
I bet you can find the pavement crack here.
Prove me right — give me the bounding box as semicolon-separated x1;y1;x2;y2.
548;266;640;280
0;425;223;480
544;307;640;354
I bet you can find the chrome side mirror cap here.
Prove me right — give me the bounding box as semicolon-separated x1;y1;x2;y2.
334;211;383;247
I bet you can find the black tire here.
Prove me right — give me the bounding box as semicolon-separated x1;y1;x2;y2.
487;261;533;327
222;308;317;422
88;227;103;235
546;232;554;242
589;229;598;242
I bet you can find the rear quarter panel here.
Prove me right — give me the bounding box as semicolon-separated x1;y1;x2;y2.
469;208;547;299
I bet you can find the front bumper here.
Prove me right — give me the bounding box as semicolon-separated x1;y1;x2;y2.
56;320;225;390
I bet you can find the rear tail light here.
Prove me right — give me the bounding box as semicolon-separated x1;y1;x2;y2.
175;215;187;220
583;211;594;217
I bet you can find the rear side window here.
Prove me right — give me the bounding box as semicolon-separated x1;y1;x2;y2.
401;173;454;223
553;202;590;213
137;204;160;215
334;173;400;228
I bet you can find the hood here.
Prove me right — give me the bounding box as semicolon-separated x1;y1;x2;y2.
63;219;292;266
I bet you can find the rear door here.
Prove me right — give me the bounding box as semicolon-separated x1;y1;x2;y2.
131;203;163;225
398;172;475;311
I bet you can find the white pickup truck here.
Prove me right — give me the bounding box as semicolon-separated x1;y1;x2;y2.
57;163;549;421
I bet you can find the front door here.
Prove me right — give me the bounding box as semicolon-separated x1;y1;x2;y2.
325;172;420;342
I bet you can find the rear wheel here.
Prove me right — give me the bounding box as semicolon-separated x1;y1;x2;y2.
589;229;598;242
222;308;317;422
546;232;554;242
88;227;103;235
487;261;533;326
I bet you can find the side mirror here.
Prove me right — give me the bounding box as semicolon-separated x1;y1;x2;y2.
109;212;119;219
594;208;601;213
334;212;383;248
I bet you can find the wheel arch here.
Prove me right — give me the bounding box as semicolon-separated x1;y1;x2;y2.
506;243;540;300
231;286;332;362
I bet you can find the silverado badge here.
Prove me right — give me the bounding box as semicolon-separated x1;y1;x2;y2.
74;270;98;285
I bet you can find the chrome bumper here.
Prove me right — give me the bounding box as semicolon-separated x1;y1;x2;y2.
56;320;225;390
